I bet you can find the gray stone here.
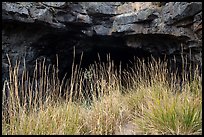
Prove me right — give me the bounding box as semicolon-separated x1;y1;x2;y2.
69;3;87;14
93;25;111;35
2;2;34;22
42;2;67;8
113;9;158;25
2;2;30;15
29;6;51;21
2;2;202;85
162;2;202;25
76;14;92;24
193;12;202;34
56;12;76;23
85;2;118;15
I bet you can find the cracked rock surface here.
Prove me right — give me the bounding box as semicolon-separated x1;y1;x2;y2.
2;2;202;83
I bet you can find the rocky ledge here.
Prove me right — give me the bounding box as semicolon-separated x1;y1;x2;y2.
2;2;202;82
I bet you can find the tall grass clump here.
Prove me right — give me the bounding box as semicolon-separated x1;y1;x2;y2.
2;55;84;134
123;57;202;135
2;53;202;135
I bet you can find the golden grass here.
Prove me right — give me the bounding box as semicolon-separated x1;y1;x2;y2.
2;54;202;135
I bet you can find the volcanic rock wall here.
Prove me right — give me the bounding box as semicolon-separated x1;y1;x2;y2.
2;2;202;82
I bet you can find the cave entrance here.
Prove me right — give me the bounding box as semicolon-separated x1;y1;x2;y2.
54;36;158;82
73;45;153;71
33;33;167;82
28;32;195;100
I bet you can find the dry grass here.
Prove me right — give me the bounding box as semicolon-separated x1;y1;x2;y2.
2;54;202;135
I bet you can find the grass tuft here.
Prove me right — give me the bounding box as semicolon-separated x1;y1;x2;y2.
2;54;202;135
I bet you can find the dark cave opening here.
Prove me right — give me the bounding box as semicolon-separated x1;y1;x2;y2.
28;31;201;100
31;33;165;100
49;35;159;82
31;33;185;83
70;45;154;75
2;22;201;103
